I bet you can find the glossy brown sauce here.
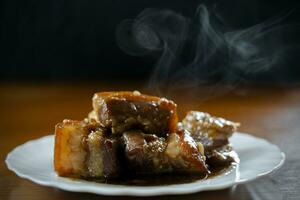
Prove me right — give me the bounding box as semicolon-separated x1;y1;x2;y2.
82;163;236;186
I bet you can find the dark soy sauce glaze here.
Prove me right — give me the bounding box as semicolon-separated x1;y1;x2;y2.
84;163;236;186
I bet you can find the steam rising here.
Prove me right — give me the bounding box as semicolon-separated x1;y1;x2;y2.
116;5;299;96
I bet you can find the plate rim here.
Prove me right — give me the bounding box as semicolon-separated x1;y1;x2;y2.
5;133;285;196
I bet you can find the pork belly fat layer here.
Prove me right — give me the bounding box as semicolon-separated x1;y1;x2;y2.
86;130;120;178
92;91;178;136
86;131;104;177
181;111;240;151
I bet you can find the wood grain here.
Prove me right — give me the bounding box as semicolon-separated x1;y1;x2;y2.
1;82;299;200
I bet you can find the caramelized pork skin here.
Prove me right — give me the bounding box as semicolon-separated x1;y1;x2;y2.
92;91;178;136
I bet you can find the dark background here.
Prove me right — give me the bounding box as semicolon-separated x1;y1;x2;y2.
1;0;300;83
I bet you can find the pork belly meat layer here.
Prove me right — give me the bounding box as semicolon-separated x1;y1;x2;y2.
92;91;178;136
54;120;119;179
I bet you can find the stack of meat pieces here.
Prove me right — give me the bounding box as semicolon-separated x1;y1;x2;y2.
54;91;240;179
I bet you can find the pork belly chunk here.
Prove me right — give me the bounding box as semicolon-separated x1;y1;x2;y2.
54;119;119;179
122;130;170;174
54;120;94;177
165;130;208;173
181;111;240;151
122;130;208;175
86;131;120;178
92;91;178;136
205;145;236;167
181;111;240;165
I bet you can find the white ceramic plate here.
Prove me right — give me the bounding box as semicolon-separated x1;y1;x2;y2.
6;132;284;196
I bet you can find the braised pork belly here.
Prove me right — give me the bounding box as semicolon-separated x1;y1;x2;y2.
122;130;207;175
54;119;120;179
181;111;240;166
54;91;240;182
122;130;170;173
92;91;178;136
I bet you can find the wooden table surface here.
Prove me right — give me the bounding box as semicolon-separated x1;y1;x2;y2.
1;82;299;200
